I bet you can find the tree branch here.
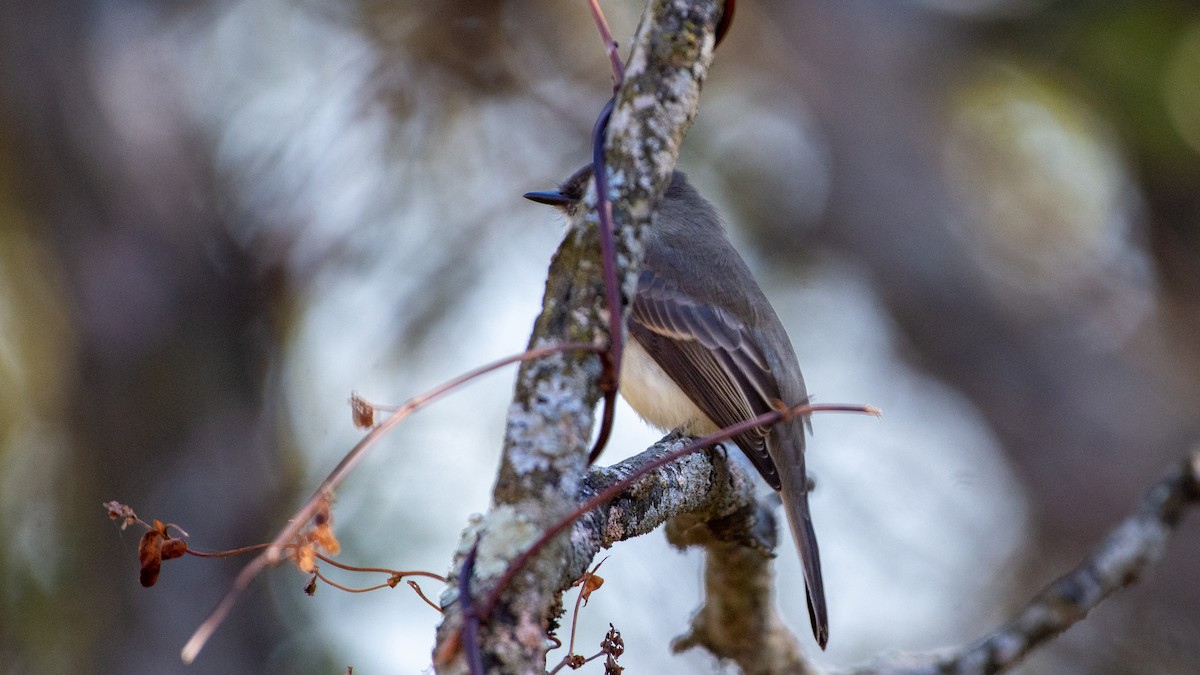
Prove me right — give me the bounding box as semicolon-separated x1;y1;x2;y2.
582;437;760;549
844;449;1200;675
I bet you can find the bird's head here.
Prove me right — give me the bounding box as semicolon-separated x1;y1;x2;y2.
523;164;594;217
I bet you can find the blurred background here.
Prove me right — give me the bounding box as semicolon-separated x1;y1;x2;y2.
2;1;1199;673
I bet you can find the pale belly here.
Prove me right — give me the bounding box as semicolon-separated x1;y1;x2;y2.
619;338;719;436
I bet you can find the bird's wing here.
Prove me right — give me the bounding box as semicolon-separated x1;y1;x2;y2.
628;269;783;490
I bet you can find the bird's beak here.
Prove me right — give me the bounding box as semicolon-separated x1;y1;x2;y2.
523;190;573;207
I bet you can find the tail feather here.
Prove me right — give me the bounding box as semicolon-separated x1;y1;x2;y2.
782;481;828;650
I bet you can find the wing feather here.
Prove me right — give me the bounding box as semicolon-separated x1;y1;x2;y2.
629;270;783;489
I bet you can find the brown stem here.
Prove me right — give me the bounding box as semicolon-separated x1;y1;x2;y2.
181;341;600;663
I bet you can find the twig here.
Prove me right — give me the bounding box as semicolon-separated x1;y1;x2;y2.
570;558;609;656
188;543;445;585
313;569;392;594
460;537;484;675
407;580;443;613
586;0;624;89
844;449;1200;674
547;557;610;675
316;555;445;583
587;97;621;465
180;342;600;663
180;546;272;664
264;341;602;565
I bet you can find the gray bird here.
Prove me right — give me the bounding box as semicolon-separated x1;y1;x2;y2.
525;165;828;649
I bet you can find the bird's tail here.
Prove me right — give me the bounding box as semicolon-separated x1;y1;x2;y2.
780;464;828;650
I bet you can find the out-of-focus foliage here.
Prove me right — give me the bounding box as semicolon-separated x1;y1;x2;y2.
2;1;1198;673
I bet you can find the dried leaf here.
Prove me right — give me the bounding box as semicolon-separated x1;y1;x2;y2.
572;556;608;606
602;624;623;659
103;501;138;530
306;499;341;556
575;574;604;606
161;537;188;560
350;392;375;429
138;531;164;587
312;521;341;556
296;543;317;573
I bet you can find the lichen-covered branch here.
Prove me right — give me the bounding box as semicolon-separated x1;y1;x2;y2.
844;449;1200;675
581;437;760;549
432;2;722;673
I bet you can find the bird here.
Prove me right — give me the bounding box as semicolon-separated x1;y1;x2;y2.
524;164;828;649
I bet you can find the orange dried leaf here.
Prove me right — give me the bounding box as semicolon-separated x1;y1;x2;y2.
576;574;604;606
161;537;188;560
296;543;317;573
312;522;341;556
572;556;609;606
138;531;164;587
